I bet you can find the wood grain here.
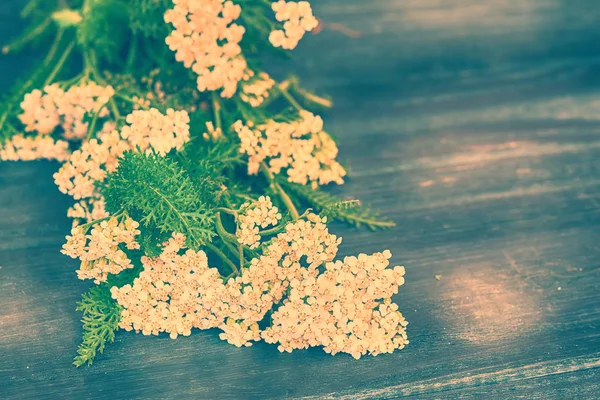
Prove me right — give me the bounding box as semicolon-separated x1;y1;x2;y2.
2;0;600;399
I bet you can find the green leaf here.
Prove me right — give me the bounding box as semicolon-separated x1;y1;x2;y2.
73;284;122;367
101;151;217;251
282;182;396;230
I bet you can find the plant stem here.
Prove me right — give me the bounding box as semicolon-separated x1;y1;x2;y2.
44;39;75;86
215;207;238;217
215;212;238;243
85;109;100;141
261;162;300;220
115;93;148;110
276;83;303;112
125;35;137;72
2;17;51;54
287;77;333;108
211;92;223;138
207;243;239;275
44;28;64;65
239;245;244;270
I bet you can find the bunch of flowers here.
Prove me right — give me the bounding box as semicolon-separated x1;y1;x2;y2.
0;0;405;367
234;110;346;186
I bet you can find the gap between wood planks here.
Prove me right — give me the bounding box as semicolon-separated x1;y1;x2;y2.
302;353;600;399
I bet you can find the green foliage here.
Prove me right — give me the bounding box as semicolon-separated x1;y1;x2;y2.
73;284;122;367
282;181;396;230
101;151;216;251
78;0;129;63
128;0;172;39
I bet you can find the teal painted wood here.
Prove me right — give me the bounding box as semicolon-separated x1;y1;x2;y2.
2;0;600;399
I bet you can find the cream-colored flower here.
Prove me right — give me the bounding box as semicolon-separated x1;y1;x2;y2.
269;1;318;50
0;134;70;162
262;250;408;359
234;111;346;187
236;196;282;249
240;72;275;107
19;82;114;140
62;216;141;284
120;108;190;156
165;0;248;98
112;233;228;338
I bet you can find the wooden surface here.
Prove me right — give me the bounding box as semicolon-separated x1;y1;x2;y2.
2;1;600;399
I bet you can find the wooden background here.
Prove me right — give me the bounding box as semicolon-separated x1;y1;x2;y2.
2;0;600;398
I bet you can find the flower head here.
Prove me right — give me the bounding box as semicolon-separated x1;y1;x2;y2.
165;0;248;98
62;216;141;284
269;1;319;50
234;111;346;187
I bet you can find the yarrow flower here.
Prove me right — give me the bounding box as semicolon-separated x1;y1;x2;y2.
53;108;190;200
120;108;190;156
19;82;114;139
261;250;408;359
236;195;282;249
53;130;133;200
62;216;141;284
269;1;319;50
0;134;70;162
234;111;347;187
109;213;406;358
240;72;275;107
111;233;227;338
164;0;248;98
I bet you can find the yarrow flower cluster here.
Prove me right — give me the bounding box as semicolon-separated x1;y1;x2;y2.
269;1;319;50
240;72;275;107
111;233;226;338
120;108;190;156
0;134;70;162
53;130;133;200
164;0;248;98
62;216;141;284
262;251;408;359
53;108;190;200
108;213;406;358
18;82;114;139
236;195;282;248
234;111;347;187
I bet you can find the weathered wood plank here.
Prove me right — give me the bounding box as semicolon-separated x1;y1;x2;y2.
2;0;600;399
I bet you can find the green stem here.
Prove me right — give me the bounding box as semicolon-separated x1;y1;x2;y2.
44;39;75;86
288;78;333;108
211;92;223;136
207;243;239;275
44;28;64;65
85;110;100;141
276;83;303;112
20;0;40;18
239;245;244;270
222;239;241;263
79;209;124;231
2;17;51;54
215;212;239;243
125;35;137;72
261;162;300;220
215;207;238;217
258;224;286;237
115;93;148;110
108;98;122;120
